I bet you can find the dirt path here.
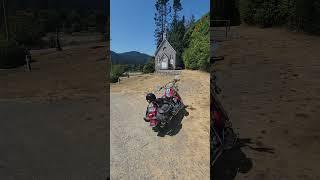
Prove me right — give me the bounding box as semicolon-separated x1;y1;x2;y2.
0;43;108;179
110;71;210;179
213;25;320;180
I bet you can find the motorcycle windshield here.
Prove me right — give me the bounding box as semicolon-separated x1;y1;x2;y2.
165;88;172;97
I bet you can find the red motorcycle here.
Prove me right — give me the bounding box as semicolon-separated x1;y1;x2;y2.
211;58;238;165
144;78;185;130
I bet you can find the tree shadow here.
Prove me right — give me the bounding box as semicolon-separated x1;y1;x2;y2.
154;108;189;137
211;138;275;180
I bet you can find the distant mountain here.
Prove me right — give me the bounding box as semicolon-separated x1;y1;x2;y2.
111;51;153;65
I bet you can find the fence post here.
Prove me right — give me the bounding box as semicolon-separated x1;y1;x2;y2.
225;22;228;39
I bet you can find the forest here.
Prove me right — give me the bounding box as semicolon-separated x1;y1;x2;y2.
0;0;107;68
212;0;320;34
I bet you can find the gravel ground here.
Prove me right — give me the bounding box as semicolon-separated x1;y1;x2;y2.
212;25;320;180
110;71;210;180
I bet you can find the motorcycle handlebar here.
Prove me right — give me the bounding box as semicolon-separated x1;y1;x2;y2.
160;81;178;89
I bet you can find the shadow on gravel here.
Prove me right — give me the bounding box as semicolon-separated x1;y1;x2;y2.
154;108;189;137
212;138;275;180
238;138;275;154
212;145;253;180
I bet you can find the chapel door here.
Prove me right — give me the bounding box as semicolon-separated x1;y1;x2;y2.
161;56;168;69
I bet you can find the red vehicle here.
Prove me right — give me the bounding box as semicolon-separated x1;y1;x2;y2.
144;77;185;130
211;70;238;165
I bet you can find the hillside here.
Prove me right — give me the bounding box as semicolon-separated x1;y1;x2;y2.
111;51;152;65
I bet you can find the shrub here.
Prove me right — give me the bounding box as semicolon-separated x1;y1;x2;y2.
182;13;210;71
253;1;281;27
110;74;119;83
239;0;256;25
110;65;128;83
240;0;320;34
0;41;25;69
9;13;45;46
143;58;155;74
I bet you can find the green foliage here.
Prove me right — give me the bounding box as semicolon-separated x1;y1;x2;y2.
168;17;186;65
154;0;171;47
173;0;182;20
185;15;196;29
8;12;45;47
1;8;105;48
143;58;155;74
253;1;282;27
212;0;241;26
295;0;320;34
0;40;25;68
126;64;144;72
183;22;196;49
240;0;320;34
182;13;210;71
110;64;128;83
110;74;119;83
239;0;257;24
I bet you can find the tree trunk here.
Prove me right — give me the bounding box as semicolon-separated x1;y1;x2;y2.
2;0;9;41
56;27;62;51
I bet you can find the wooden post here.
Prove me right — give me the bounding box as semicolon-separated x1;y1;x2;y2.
225;22;228;39
56;27;62;51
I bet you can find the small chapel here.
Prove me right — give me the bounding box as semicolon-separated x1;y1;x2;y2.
154;32;181;71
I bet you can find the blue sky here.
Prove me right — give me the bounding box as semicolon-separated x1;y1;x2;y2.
111;0;209;56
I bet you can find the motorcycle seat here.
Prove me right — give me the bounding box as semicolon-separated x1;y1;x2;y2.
155;98;171;105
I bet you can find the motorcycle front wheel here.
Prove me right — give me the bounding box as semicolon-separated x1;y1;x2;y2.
223;127;238;150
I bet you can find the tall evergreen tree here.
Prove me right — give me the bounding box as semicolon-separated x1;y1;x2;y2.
172;0;182;23
185;14;195;29
167;0;185;66
154;0;171;47
168;16;185;66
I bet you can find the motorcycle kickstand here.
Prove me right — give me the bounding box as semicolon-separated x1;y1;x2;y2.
212;148;223;164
